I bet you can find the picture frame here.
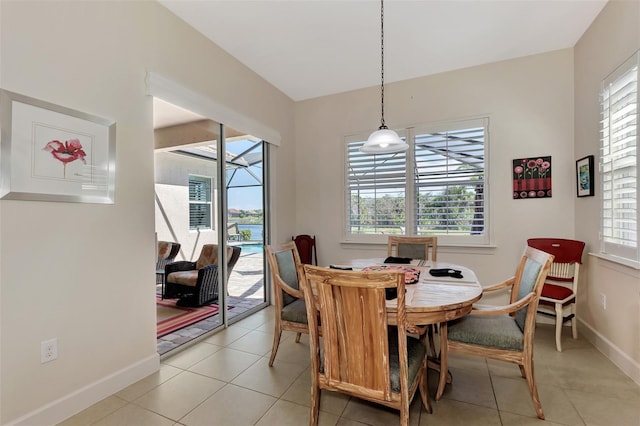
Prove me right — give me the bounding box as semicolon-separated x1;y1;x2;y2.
0;89;115;203
576;155;594;197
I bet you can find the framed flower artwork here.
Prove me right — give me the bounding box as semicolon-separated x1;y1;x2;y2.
512;156;552;199
0;89;115;203
576;155;594;197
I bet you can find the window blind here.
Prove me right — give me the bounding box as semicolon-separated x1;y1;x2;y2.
600;51;639;263
189;175;212;230
347;142;407;234
345;117;488;244
414;126;485;236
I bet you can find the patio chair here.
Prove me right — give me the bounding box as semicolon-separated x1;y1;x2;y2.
301;265;431;426
265;241;309;366
156;241;180;286
164;244;241;307
435;246;554;420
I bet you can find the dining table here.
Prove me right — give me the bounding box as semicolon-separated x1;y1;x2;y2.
339;258;484;397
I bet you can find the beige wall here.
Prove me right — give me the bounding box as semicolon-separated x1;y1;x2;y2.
574;0;640;382
0;1;295;424
1;0;638;423
155;152;220;261
295;49;577;288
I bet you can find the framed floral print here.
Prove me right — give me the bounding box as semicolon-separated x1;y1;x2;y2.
513;156;552;199
0;89;115;203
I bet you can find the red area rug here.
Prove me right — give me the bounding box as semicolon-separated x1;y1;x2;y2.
156;295;219;338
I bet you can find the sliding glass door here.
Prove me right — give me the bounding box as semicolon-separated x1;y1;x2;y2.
153;98;268;355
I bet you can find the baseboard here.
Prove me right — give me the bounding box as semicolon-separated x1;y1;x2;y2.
578;318;640;386
7;353;160;426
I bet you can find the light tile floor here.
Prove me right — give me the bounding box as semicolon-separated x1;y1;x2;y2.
60;308;640;425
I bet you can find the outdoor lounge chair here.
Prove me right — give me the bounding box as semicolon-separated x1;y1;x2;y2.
164;244;241;306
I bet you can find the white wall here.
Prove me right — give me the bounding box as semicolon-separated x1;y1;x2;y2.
295;49;576;290
155;152;220;261
0;1;295;424
573;0;640;382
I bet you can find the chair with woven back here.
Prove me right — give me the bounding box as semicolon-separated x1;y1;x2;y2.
265;241;309;366
156;241;181;288
435;245;554;420
301;265;431;426
527;238;586;352
164;244;241;307
387;235;437;263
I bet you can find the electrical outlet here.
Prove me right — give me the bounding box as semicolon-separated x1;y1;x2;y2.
41;338;58;363
599;293;607;310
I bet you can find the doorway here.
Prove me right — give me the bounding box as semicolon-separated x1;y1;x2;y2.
153;98;269;355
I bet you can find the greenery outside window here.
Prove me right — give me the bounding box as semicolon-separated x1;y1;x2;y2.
346;117;489;246
189;174;212;230
600;50;639;266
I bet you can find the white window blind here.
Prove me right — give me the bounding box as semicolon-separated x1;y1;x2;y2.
189;175;212;230
347;140;407;235
346;118;489;245
600;50;639;264
414;124;485;237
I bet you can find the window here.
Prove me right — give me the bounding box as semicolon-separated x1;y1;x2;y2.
346;118;489;245
189;175;212;230
600;51;639;265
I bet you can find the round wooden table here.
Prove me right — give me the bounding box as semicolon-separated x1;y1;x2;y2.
345;258;484;398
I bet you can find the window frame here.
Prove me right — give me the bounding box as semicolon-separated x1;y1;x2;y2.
344;117;490;246
188;174;214;231
599;50;639;267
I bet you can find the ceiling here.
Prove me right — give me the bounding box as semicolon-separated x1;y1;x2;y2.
158;0;607;102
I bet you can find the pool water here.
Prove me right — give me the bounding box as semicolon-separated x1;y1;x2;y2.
236;243;264;255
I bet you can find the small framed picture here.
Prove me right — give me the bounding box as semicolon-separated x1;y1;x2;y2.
576;155;594;197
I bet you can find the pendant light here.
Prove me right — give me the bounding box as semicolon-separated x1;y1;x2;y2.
360;0;408;154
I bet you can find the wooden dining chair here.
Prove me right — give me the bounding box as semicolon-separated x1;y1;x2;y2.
388;235;438;355
387;236;437;262
435;246;554;420
527;238;585;352
301;265;431;426
292;234;318;265
265;241;309;366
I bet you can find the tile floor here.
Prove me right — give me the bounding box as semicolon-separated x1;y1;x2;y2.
60;307;640;425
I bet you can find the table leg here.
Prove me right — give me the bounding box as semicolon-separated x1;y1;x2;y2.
435;322;449;400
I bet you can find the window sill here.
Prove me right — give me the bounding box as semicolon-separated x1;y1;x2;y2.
589;252;640;272
340;240;497;250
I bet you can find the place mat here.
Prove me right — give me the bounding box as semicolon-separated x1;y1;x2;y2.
362;265;421;284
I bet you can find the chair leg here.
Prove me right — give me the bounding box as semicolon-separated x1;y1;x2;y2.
419;361;432;414
269;325;282;367
522;359;545;420
554;303;563;352
571;303;578;339
295;332;302;343
435;322;448;401
309;383;320;426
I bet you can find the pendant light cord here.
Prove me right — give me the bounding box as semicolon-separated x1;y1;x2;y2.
379;0;387;129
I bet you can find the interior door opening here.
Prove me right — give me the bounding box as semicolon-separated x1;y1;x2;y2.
153;97;268;356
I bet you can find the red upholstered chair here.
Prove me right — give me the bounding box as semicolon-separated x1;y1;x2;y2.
292;234;317;265
527;238;586;352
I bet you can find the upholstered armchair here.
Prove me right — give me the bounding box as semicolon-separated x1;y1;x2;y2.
156;241;181;274
164;244;241;307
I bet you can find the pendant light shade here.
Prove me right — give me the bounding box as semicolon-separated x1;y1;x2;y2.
362;126;408;154
360;0;408;154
